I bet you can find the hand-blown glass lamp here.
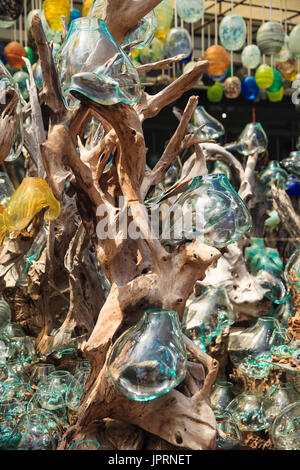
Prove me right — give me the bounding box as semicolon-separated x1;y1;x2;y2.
107;309;187;401
176;0;205;23
219;14;247;52
182;287;236;351
56;18;141;110
162;174;252;248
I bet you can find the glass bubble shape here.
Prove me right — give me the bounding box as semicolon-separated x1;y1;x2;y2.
190;106;225;140
125;11;157;49
204;45;229;76
207;82;223;103
229;316;280;369
260;160;288;197
236;122;268;157
162;174;252;248
10;409;63;450
271;401;300;449
0;178;60;248
226;390;270;432
212;161;232;181
176;0;205;24
209;381;236;414
36;385;66;412
241;76;259;101
107;309;187;402
163;27;192;59
139;37;164;64
154;0;174;32
69;439;100;450
219;14;247;52
281;151;300;176
241;44;261;69
223;76;241;99
289;24;300;59
257;22;285;55
254;270;290;304
215;410;242;450
56;18;141;110
0;299;11;329
43;0;70;31
255;64;274;89
182;287;236;350
0;60;24;162
284;245;300;292
38;370;75;407
29;363;55;387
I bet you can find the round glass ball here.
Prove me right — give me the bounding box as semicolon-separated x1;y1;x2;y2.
257;22;285;55
204;45;229;76
255;64;274;89
241;44;261;69
163;27;192;59
289;24;300;59
267;69;283;93
176;0;205;24
207;82;223;103
219;14;247;52
241;76;259;100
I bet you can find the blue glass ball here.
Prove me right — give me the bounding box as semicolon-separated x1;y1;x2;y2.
285;175;300;197
219;14;247;52
241;76;259;100
68;8;81;27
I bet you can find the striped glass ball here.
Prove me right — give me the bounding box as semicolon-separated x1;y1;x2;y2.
43;0;70;31
257;22;285;55
255;64;274;89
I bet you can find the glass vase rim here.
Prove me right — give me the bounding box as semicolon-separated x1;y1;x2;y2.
49;370;72;377
68;17;106;30
214;380;234;387
69;439;101;449
144;308;179;315
241;390;264;396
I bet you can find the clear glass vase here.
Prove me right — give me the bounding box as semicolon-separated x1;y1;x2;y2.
271;401;300;449
182;287;236;351
264;383;300;424
210;381;236;414
56;18;141;110
215;410;242;450
235;122;268;157
107;309;187;401
29;364;55;387
226;390;270;432
191;106;225;140
162;174;252;248
0;299;11;329
281;151;300;176
260;161;289;197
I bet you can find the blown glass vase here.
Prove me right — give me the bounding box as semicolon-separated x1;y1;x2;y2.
210;381;236;414
264;383;300;424
162;174;252;248
226;390;270;432
227;122;268;157
281;151;300;176
191;106;225;140
182;287;236;350
271;401;300;450
215;410;242;450
107;309;187;401
56;18;141;110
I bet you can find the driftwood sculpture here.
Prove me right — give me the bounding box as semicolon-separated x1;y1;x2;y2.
0;0;267;450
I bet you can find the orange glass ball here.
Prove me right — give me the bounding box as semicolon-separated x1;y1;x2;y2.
4;42;27;69
204;45;230;76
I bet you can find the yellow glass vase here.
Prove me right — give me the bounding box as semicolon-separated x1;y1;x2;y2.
43;0;71;31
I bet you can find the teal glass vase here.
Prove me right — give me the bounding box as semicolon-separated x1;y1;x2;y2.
162;174;252;248
271;401;300;450
210;381;236;414
226;390;270;432
107;309;187;401
182;287;236;351
56;18;141;110
253;269;290;305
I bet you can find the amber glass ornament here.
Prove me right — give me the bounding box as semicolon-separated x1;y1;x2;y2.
4;42;27;69
204;45;230;76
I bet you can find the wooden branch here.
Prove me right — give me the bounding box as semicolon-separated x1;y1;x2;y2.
103;0;163;44
141;95;199;199
137;55;185;74
271;183;300;247
0;88;19;164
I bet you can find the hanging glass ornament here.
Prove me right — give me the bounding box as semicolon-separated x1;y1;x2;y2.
43;0;70;31
56;18;141;110
24;46;34;66
289;24;300;59
208;71;227;82
176;0;205;24
162;174;252;248
68;8;81;27
163;27;192;59
241;44;261;69
257;22;285;55
241;76;259;100
223;76;241;99
267;69;283;93
219;14;247;52
191;106;225;140
4;42;27;69
125;11;157;50
207;82;224;103
139;37;164;64
255;64;274;89
182;287;236;350
107;309;187;401
154;0;174;32
275;46;296;77
204;45;230;76
267;86;284;103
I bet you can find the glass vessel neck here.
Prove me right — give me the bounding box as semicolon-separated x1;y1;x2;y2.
69;17;105;30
